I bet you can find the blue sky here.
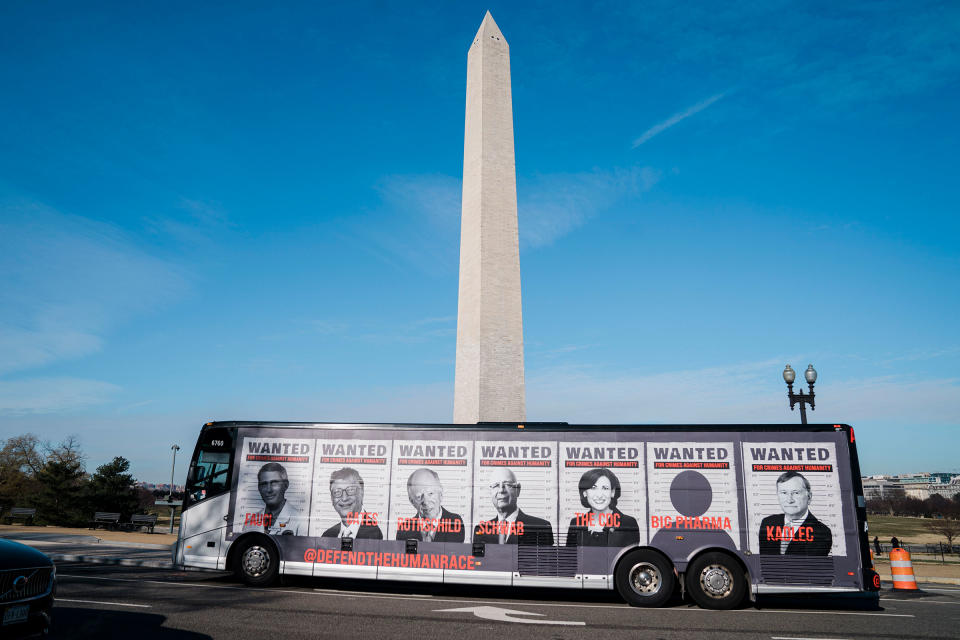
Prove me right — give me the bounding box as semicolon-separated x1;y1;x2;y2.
1;1;958;482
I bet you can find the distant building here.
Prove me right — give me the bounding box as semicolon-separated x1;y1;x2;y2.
862;472;960;500
862;476;905;499
135;481;184;493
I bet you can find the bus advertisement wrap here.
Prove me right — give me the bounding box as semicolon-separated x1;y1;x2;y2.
311;438;392;539
647;442;740;550
559;443;645;547
235;437;312;536
388;439;472;542
472;440;557;545
743;441;844;556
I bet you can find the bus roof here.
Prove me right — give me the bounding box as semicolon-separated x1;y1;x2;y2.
201;421;850;433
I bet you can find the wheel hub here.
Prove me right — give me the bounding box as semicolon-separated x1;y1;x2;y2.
629;562;662;595
242;545;271;577
700;564;733;598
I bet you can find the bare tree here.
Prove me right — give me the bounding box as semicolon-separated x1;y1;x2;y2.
44;435;85;467
926;518;960;547
1;434;44;475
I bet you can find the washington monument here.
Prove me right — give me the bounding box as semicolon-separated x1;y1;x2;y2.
453;12;525;424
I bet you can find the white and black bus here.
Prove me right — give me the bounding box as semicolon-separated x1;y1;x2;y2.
174;421;879;609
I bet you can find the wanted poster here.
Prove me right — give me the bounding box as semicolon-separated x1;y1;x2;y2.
387;439;472;542
472;440;557;546
647;442;739;547
308;438;392;539
743;441;844;556
559;443;645;548
233;436;313;536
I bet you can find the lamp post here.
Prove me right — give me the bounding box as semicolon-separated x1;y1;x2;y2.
169;444;180;533
783;364;817;424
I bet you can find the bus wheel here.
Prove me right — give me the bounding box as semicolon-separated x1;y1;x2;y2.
234;536;279;587
615;549;675;607
685;552;746;610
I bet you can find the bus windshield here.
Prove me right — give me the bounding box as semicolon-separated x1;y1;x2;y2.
186;449;231;504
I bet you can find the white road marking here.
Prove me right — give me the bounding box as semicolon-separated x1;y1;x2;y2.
314;588;431;597
57;598;151;608
436;605;584;626
58;575;913;617
772;637;850;640
754;610;911;618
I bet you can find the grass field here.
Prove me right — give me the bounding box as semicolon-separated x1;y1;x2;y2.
866;514;951;545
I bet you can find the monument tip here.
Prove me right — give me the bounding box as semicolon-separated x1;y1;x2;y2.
473;10;505;44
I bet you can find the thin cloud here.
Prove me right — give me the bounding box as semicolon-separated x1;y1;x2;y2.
366;166;662;268
0;377;121;414
0;200;189;376
632;92;728;148
519;166;661;248
142;198;234;248
526;358;960;426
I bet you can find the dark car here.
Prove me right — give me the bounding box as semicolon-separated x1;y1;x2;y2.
0;539;55;637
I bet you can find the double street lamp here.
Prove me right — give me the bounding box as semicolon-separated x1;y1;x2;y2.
783;364;817;424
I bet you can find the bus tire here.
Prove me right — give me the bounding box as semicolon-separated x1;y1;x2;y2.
684;551;746;610
233;535;279;587
615;549;675;607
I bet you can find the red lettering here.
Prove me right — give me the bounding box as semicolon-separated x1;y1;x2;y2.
598;513;621;527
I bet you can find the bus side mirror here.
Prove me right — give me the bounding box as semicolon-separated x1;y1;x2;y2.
188;466;205;484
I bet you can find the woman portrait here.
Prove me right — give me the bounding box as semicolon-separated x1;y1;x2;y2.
565;468;640;547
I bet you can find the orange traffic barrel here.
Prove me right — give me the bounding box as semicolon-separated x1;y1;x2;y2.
890;547;918;590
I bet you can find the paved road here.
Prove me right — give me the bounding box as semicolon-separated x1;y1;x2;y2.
46;560;960;640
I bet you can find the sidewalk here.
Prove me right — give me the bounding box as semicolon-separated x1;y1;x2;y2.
874;558;960;586
0;523;176;547
0;524;192;570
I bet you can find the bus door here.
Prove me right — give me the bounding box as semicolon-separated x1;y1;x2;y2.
179;428;235;570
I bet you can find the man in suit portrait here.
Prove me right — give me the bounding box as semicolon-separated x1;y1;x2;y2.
320;467;383;539
473;468;554;546
246;462;306;536
396;468;465;542
758;471;832;555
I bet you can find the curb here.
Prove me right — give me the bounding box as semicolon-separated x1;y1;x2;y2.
880;574;960;586
92;540;173;550
50;553;220;572
11;537;171;550
1;533;101;544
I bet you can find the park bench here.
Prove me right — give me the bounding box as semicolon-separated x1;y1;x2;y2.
125;513;158;533
3;507;36;525
90;511;121;530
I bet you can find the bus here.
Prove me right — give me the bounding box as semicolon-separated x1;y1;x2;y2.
174;421;879;609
